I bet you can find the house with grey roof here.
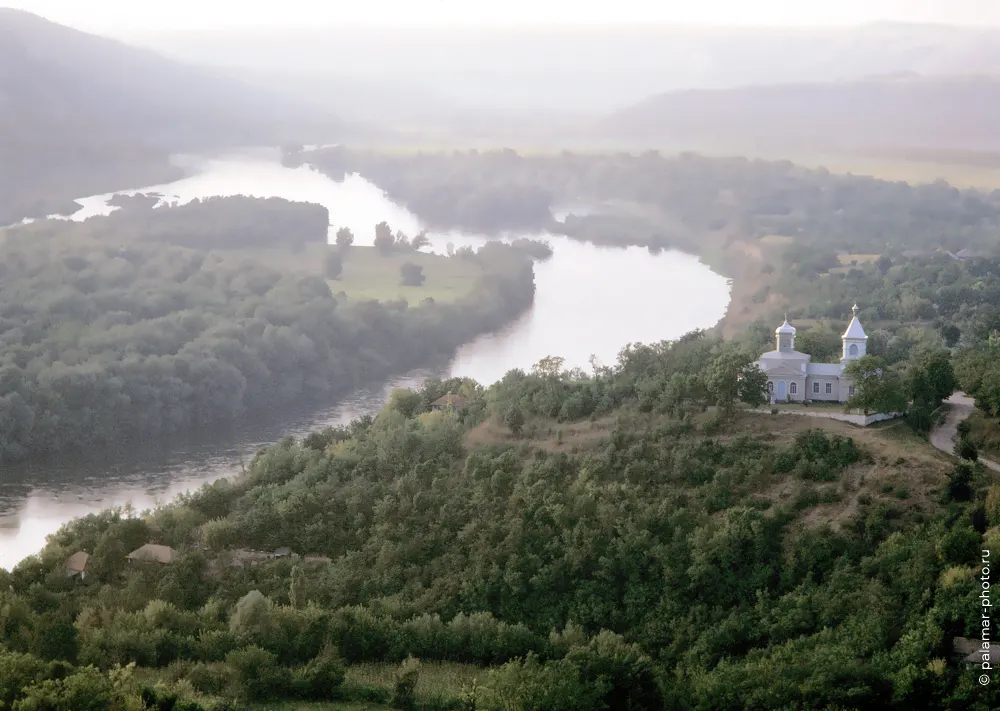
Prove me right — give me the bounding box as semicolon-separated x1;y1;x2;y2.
64;551;90;580
757;304;867;404
126;543;177;564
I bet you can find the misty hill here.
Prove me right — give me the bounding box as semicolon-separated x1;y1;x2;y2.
126;22;1000;118
600;73;1000;153
0;9;342;147
0;9;344;223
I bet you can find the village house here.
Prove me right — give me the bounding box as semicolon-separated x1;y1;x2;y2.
126;543;177;564
430;394;468;411
64;551;89;580
758;304;867;404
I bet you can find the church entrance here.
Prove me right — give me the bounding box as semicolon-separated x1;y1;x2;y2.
776;381;787;400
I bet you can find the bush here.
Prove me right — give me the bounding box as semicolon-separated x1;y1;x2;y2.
13;666;115;711
192;630;241;662
341;681;392;704
325;251;343;279
400;262;425;287
292;646;346;700
392;656;421;711
225;646;291;702
955;437;979;461
186;663;232;696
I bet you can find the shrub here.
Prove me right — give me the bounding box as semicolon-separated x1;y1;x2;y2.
325;251;343;279
225;646;291;702
186;663;232;696
292;646;346;700
400;262;425;287
192;630;240;663
341;681;392;704
392;656;421;711
13;666;115;711
955;437;979;461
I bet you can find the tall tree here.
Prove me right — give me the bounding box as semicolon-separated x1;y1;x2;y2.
289;565;306;609
706;346;768;417
411;231;431;251
844;355;908;415
374;221;395;255
335;226;354;250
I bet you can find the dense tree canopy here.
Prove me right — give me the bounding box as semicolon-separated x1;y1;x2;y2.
0;199;535;461
300;147;1000;257
1;334;994;709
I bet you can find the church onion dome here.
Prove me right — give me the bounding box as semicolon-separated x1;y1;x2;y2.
775;316;796;335
842;303;868;339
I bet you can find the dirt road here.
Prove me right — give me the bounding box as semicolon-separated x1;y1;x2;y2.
930;392;1000;473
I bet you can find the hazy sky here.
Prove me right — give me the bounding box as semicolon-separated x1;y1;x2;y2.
5;0;1000;32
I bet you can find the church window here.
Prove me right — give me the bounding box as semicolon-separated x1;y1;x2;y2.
849;386;855;396
825;383;832;394
849;344;859;356
767;382;773;393
813;382;819;394
790;382;797;394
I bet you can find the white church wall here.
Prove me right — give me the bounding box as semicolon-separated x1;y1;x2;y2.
751;409;905;427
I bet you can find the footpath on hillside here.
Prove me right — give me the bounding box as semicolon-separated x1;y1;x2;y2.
929;392;1000;473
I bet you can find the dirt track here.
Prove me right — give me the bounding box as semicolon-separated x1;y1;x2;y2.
929;392;1000;473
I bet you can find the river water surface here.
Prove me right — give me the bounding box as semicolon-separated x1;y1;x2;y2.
0;150;730;569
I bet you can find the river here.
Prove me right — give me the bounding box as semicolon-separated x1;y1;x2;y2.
0;149;731;570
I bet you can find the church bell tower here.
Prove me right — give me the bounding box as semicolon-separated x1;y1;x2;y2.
841;304;868;363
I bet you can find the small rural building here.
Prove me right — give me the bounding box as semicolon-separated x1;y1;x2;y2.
273;547;293;558
949;248;983;261
126;543;177;564
952;637;989;668
431;394;468;411
64;551;90;580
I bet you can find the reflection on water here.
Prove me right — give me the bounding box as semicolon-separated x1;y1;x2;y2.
0;151;731;570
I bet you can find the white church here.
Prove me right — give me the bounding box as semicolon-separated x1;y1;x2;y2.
758;305;867;404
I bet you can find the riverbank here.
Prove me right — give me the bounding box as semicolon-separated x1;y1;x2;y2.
0;203;536;464
0;152;730;570
0;151;184;225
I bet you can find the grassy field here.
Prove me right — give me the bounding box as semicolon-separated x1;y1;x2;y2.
345;661;485;700
234;245;485;305
329;247;485;304
347;133;1000;190
249;704;387;711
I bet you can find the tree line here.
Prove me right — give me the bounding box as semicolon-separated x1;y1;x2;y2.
298;146;1000;257
0;199;535;462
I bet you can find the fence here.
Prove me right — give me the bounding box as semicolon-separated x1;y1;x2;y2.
751;408;905;427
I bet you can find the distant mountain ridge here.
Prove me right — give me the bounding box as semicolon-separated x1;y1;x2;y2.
125;22;1000;116
0;9;343;148
599;73;1000;153
0;9;345;223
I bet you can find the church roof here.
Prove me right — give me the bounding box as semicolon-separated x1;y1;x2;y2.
842;303;867;340
775;316;796;335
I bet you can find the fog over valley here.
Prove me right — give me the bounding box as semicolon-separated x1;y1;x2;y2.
0;2;999;709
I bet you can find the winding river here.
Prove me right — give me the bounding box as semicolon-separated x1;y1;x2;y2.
0;149;731;570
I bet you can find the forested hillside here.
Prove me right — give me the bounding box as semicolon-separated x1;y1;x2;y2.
1;333;994;709
0;9;344;224
0;198;535;462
